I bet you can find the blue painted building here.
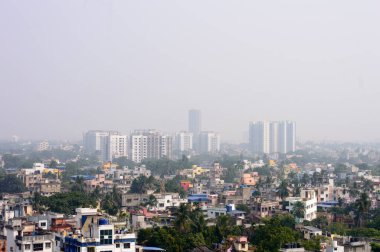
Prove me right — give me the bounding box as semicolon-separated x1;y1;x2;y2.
64;208;136;252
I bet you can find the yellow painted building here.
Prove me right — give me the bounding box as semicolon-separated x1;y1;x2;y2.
268;160;276;167
103;162;118;171
191;165;210;178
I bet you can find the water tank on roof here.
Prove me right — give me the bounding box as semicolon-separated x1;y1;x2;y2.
99;219;109;225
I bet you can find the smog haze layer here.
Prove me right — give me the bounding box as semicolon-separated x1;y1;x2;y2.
1;1;380;142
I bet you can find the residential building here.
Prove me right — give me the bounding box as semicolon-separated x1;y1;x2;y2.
206;207;227;219
175;131;193;153
36;141;50;152
122;194;150;207
285;189;317;221
108;134;128;161
129;130;173;163
241;172;259;186
64;208;136;252
153;193;187;211
199;131;220;154
5;218;55;252
0;235;5;252
249;121;270;154
188;109;201;151
300;226;322;240
84;130;110;161
249;121;296;154
231;236;249;252
84;130;128;162
280;243;305;252
251;200;280;218
35;180;61;196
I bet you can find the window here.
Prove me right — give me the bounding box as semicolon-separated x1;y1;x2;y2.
124;243;131;249
33;243;44;251
40;222;47;227
25;244;31;250
100;229;113;245
45;242;51;248
116;244;120;248
88;247;95;252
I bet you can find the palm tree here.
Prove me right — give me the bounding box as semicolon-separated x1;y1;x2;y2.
301;173;310;185
144;194;158;210
291;201;305;223
311;172;319;186
190;205;206;232
349;182;360;200
112;185;122;208
362;179;374;194
71;176;85;192
216;214;233;240
355;192;371;227
293;186;301;197
328;206;344;222
278;180;289;207
266;176;273;189
174;203;192;233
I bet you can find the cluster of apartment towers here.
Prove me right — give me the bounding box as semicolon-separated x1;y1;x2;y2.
249;121;296;154
83;110;296;163
83;110;220;163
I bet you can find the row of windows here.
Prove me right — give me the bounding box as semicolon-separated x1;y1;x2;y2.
24;242;51;251
116;243;131;249
86;243;131;252
100;229;113;245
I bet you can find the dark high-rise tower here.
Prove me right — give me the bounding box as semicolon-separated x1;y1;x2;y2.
188;109;201;151
188;109;201;136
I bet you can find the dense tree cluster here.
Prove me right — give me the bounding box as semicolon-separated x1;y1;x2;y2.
33;191;97;215
0;174;26;194
137;204;243;252
32;178;119;215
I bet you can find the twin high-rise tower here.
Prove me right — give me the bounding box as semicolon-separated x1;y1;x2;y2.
186;109;220;154
249;121;296;154
188;109;201;137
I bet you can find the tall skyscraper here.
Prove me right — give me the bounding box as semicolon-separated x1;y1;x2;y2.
286;121;296;153
83;130;128;162
188;109;201;135
129;130;173;163
249;121;270;154
83;130;110;161
269;121;279;153
175;131;193;152
249;121;296;154
199;131;220;154
108;134;128;161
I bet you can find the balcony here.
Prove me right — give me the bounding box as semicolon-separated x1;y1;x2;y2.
16;234;54;243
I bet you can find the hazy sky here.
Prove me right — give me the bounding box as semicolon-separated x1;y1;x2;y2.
1;1;380;142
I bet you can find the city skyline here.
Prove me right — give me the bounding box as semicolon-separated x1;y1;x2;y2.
2;1;380;252
2;1;380;142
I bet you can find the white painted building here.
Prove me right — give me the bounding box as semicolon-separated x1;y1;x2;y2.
108;134;128;161
206;207;227;219
129;130;173;163
199;131;220;154
153;193;187;211
84;130;128;162
65;208;136;252
37;141;50;151
5;219;54;252
285;189;317;221
175;131;193;152
249;121;296;154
